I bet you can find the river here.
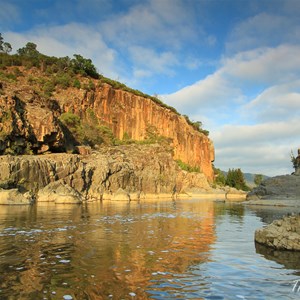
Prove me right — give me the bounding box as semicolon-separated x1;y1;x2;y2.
0;198;300;299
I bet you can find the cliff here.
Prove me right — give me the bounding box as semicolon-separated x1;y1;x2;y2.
0;144;212;204
0;66;214;182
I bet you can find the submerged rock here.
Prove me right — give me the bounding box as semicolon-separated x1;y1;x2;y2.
255;215;300;251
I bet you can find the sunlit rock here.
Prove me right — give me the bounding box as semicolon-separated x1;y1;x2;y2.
255;215;300;250
0;188;34;205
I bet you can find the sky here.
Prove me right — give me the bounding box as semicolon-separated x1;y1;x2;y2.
1;0;299;176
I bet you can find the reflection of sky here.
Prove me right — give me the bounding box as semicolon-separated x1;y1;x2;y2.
176;205;300;299
0;200;300;299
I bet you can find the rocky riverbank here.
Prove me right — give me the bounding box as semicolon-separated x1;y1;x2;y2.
246;174;300;206
0;144;221;205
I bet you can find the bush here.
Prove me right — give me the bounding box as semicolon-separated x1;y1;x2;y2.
73;78;81;89
213;166;226;186
176;159;200;173
43;81;55;96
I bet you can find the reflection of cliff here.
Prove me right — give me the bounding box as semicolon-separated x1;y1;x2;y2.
0;200;216;299
72;200;216;299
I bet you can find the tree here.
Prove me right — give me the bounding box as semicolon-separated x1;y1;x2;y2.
2;42;12;54
0;33;3;52
226;168;249;191
17;42;39;57
71;54;98;78
254;174;263;186
213;167;226;186
0;33;12;53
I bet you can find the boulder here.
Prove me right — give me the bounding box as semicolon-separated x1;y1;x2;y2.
0;188;34;205
37;182;82;204
255;215;300;251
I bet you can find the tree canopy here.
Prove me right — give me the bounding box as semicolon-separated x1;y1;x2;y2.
225;168;249;191
0;33;12;54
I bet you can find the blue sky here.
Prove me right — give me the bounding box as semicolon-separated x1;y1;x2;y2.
1;0;299;176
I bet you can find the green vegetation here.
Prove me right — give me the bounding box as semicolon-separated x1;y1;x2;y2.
213;167;250;191
0;33;12;54
59;111;115;146
115;125;172;147
254;174;263;186
225;168;250;191
0;109;12;140
0;34;209;131
176;159;200;173
182;115;209;136
213;166;226;186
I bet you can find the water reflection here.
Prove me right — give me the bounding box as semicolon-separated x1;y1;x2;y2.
0;200;216;299
0;200;299;299
255;243;300;276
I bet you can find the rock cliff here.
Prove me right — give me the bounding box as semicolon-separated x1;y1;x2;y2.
0;144;212;204
0;67;214;181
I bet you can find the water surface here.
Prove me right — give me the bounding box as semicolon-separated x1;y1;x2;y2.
0;199;299;299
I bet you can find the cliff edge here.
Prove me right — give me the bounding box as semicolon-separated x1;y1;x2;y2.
0;66;214;182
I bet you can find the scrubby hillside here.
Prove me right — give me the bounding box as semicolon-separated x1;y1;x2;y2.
0;42;215;181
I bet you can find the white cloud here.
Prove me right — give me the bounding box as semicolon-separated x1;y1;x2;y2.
223;45;300;85
212;121;300;176
242;80;300;122
162;71;243;116
0;2;20;30
101;0;201;50
128;46;178;76
226;12;300;53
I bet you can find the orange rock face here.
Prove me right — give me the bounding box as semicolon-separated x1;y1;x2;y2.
59;83;215;181
0;68;214;182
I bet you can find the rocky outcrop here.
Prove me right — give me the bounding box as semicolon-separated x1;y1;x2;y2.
246;174;300;206
0;188;34;205
0;144;213;204
38;182;82;204
0;68;215;181
255;215;300;251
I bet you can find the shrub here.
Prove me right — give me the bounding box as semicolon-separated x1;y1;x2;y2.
176;159;200;173
43;81;55;96
73;78;81;89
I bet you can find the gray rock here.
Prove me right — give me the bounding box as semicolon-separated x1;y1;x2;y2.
255;215;300;250
0;144;213;204
246;174;300;205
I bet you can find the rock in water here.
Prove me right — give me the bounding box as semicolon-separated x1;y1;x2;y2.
0;188;34;205
255;215;300;251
